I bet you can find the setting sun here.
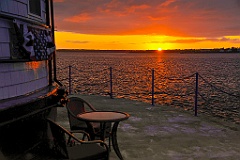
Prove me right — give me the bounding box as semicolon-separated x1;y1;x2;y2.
158;48;162;51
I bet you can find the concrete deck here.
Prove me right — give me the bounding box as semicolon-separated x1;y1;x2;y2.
57;94;240;160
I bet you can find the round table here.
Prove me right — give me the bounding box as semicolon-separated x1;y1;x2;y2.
77;111;130;160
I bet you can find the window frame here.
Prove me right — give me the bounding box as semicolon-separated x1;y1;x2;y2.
28;0;42;18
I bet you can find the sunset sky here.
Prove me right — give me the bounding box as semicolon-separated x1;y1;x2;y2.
53;0;240;50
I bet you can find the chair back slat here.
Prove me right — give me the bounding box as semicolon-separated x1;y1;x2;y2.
67;98;86;114
66;97;89;130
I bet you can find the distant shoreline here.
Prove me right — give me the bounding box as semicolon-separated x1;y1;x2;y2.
57;49;159;53
56;48;240;54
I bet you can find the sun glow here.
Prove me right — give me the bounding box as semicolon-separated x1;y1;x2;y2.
55;31;240;50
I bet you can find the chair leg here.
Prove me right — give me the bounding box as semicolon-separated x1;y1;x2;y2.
108;136;111;151
67;136;71;145
82;134;86;141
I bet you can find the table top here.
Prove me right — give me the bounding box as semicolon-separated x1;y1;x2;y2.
77;111;130;122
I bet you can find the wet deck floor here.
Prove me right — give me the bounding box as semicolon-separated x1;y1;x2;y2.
57;94;240;160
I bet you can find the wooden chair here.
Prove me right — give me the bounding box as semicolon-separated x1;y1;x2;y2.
47;118;109;160
66;97;112;143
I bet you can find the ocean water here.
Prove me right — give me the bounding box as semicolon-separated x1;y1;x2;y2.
56;52;240;123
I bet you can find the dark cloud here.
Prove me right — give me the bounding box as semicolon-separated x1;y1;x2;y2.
53;0;240;37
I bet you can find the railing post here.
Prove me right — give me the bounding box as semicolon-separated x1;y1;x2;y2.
109;67;113;99
69;65;72;95
194;72;198;116
152;69;155;106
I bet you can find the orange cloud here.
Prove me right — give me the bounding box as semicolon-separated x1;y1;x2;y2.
55;1;240;37
120;24;186;37
127;4;150;13
160;0;176;7
64;13;92;23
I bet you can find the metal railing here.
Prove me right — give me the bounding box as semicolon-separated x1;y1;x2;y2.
57;65;240;123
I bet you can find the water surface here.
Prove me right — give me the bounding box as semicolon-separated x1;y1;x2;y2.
57;52;240;123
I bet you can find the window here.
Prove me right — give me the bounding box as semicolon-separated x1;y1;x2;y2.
29;0;41;17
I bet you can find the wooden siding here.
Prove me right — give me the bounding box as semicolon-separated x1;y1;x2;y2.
0;0;46;23
0;61;49;100
0;0;28;17
0;18;11;59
